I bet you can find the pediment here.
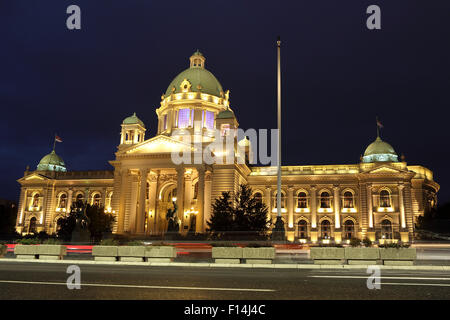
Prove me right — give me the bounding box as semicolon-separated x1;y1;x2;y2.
365;165;405;174
19;173;48;182
120;135;196;155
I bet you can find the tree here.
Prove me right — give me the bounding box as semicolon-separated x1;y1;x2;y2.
207;185;270;240
85;204;115;242
207;192;234;239
56;213;76;242
0;201;18;236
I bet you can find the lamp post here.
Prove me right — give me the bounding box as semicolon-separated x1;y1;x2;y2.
272;36;285;241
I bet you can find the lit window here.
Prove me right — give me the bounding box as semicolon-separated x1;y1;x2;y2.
298;220;308;238
59;194;67;208
163;114;168;130
343;191;354;208
297;192;307;208
178;109;190;128
320;192;331;208
380;190;391;207
205;111;214;129
344;220;355;239
321;220;331;239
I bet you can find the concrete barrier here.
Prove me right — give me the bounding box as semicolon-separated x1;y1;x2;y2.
243;247;275;264
212;247;243;264
118;246;146;262
379;248;416;266
310;247;345;265
145;246;177;263
14;245;66;260
345;247;380;265
92;246;118;261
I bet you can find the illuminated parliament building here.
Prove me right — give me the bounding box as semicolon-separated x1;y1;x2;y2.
15;51;439;243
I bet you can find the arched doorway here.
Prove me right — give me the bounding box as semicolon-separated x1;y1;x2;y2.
28;217;37;234
343;220;355;239
381;219;393;239
320;220;331;239
298;220;308;239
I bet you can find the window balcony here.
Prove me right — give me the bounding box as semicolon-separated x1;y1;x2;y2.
318;208;333;213
376;206;395;212
341;208;357;213
295;208;310;213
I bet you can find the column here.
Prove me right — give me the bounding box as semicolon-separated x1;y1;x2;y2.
204;171;212;227
176;167;185;221
136;168;149;234
398;184;406;229
196;167;205;233
147;173;158;235
333;186;341;229
310;186;318;243
117;169;129;233
310;186;317;228
287;187;294;228
16;188;27;233
183;171;192;229
287;187;295;242
367;184;373;228
333;185;342;243
67;188;73;212
366;183;375;241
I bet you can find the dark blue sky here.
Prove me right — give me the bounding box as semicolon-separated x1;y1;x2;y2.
1;0;449;203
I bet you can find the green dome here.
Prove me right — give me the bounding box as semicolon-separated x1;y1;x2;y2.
123;112;144;127
362;137;398;163
37;150;67;172
164;52;224;98
216;109;234;119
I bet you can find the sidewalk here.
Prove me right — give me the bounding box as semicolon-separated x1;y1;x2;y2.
1;257;449;271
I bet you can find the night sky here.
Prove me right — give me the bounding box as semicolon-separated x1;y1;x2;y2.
1;1;449;203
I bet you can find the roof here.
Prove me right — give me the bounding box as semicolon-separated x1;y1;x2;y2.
123;112;145;127
37;150;67;172
362;136;399;163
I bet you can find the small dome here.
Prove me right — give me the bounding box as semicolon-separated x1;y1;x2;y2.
164;52;224;98
362;136;398;163
37;150;67;172
216;109;235;119
123;112;145;127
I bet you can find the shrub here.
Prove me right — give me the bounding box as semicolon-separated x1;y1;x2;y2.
362;238;372;247
349;238;361;247
379;242;410;249
125;241;144;246
246;242;273;248
210;242;238;247
42;238;61;245
99;239;119;246
16;238;40;245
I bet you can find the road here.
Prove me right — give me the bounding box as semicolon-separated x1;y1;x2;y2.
0;262;449;300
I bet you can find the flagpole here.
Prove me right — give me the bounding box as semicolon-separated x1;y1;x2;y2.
376;116;380;138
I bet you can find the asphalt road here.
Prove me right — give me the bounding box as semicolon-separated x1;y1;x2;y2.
0;262;449;300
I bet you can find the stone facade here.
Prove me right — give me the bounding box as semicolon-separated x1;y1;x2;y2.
15;52;439;243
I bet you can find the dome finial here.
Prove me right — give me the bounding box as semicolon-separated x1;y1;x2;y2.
190;50;205;68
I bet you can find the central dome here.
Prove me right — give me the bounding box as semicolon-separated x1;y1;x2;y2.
362;136;399;163
37;150;67;172
164;51;224;98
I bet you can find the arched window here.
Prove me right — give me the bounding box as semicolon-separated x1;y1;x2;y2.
146;183;150;200
76;193;84;205
273;192;286;209
29;217;37;234
298;220;308;238
92;193;101;206
380;190;391;207
344;220;355;239
297;192;307;209
343;191;354;208
381;219;393;239
321;220;331;239
254;192;263;204
320;192;331;208
58;194;67;208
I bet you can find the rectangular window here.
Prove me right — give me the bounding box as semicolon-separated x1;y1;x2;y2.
163;114;167;130
205;111;214;129
178;109;190;128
